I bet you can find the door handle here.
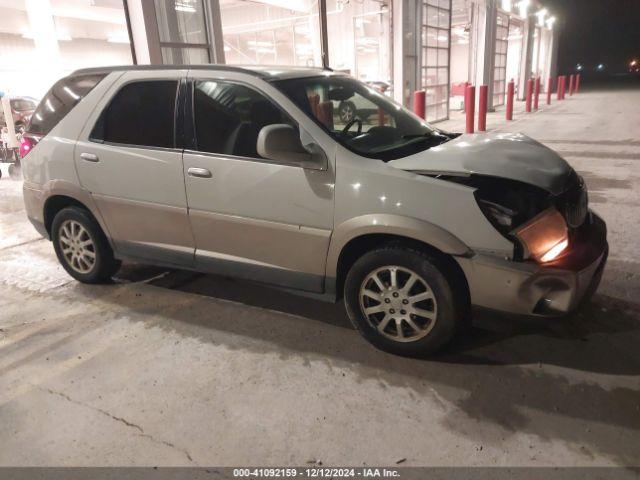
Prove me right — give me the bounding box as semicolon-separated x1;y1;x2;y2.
187;167;212;178
80;153;99;162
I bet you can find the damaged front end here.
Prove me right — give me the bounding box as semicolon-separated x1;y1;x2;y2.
432;171;589;264
390;132;607;316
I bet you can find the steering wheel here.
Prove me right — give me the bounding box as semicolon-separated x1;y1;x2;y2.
342;117;362;136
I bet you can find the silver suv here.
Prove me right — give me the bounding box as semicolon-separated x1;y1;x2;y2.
21;66;608;357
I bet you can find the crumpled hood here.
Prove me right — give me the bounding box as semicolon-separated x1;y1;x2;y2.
389;132;574;194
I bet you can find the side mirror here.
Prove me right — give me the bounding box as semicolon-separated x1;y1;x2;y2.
257;124;326;170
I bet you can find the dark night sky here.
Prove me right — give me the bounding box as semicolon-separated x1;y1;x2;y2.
540;0;640;74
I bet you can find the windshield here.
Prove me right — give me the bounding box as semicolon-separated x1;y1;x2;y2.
274;75;450;161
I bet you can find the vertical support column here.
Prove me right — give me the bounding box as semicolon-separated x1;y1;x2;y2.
318;0;330;69
205;0;226;63
24;0;61;83
393;0;418;107
506;80;514;120
546;77;553;105
125;0;162;64
533;76;540;110
478;85;488;132
413;90;426;119
465;85;476;133
519;15;535;101
525;78;533;112
470;0;498;111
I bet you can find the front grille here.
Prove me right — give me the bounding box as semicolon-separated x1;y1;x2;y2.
560;176;589;228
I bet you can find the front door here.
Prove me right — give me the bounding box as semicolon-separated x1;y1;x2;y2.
182;75;335;292
75;70;195;266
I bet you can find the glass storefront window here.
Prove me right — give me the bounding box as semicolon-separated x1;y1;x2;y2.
506;18;524;93
220;0;321;67
493;11;509;106
421;0;451;122
154;0;210;64
326;0;392;94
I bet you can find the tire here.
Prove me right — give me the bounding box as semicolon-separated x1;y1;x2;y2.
344;246;461;357
51;207;121;283
8;163;21;180
339;101;357;123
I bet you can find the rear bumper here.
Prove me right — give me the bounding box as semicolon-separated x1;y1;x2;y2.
457;211;607;316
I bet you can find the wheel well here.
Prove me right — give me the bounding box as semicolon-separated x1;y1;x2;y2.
335;234;470;311
43;195;89;236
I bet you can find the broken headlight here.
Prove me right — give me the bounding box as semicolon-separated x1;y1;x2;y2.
477;199;516;229
513;207;569;263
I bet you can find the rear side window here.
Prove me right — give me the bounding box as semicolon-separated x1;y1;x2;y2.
91;80;178;149
28;73;106;136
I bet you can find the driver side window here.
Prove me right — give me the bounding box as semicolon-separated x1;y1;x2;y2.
301;82;395;133
193;80;296;159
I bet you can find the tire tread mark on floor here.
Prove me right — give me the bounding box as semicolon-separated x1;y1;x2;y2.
34;385;195;464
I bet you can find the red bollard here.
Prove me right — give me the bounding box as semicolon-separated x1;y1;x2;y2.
525;79;533;112
413;90;426;119
562;76;567;99
462;81;470;113
533;77;541;110
576;74;581;93
557;76;563;100
547;77;553;105
569;75;575;96
465;85;475;133
506;80;515;120
478;85;488;132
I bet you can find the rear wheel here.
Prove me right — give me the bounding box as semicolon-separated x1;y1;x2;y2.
51;207;121;283
344;246;461;357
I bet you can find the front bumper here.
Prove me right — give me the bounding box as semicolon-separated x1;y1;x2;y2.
457;211;608;316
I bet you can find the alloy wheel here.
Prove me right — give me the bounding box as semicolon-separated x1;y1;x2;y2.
359;265;437;342
58;220;96;274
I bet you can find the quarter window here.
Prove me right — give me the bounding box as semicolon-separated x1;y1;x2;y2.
28;73;106;136
193;80;294;159
92;80;178;148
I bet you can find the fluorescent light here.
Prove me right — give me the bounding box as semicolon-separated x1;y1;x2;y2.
546;16;556;28
501;0;512;12
107;33;130;44
175;2;196;13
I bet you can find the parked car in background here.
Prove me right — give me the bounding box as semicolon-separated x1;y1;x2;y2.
336;80;391;123
0;96;37;132
20;66;607;357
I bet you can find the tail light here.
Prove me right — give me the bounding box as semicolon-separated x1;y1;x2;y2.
19;135;38;158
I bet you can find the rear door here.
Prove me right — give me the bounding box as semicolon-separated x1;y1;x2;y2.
74;70;195;266
182;72;335;292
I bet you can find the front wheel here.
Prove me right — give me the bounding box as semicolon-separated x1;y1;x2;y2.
344;246;461;357
51;207;121;283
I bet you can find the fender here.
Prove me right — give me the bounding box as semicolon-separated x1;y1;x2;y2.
30;179;114;247
325;213;472;279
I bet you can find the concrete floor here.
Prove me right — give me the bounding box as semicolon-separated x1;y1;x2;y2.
1;80;639;467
